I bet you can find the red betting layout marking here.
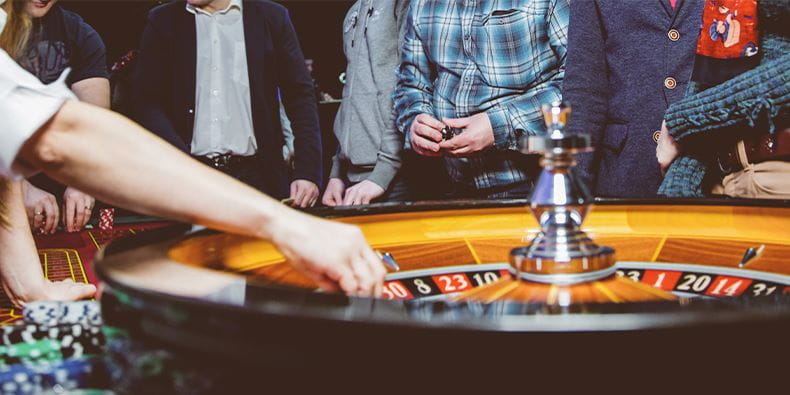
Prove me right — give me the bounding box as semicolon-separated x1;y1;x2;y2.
641;270;682;291
706;276;752;297
432;273;473;293
382;281;414;300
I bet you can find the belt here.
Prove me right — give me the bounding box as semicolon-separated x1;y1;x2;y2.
718;127;790;173
193;154;257;173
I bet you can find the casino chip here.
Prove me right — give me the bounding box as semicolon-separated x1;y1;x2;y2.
23;301;102;327
98;209;115;231
2;323;105;359
0;357;104;394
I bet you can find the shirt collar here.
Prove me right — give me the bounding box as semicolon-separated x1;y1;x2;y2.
186;0;242;16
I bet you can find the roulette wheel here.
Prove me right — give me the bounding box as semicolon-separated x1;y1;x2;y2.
94;104;790;389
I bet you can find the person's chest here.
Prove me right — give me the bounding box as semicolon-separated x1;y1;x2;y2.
27;14;70;84
416;0;551;61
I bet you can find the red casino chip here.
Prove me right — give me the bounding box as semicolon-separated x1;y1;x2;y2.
99;208;115;231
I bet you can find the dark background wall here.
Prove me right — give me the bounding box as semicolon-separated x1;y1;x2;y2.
61;0;354;97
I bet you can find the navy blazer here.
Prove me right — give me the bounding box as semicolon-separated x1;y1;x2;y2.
562;0;703;198
132;0;322;199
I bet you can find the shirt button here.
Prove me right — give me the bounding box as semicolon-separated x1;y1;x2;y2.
664;77;677;90
188;108;194;114
212;118;219;123
464;34;470;40
212;89;219;96
464;77;470;82
668;29;680;41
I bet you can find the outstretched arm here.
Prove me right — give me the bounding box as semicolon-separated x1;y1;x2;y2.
16;101;385;296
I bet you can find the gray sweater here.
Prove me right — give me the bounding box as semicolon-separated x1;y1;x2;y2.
330;0;411;190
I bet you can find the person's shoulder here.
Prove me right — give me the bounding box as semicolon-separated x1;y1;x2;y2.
58;7;83;24
249;0;288;16
148;0;184;22
58;6;104;48
58;7;96;33
245;0;292;27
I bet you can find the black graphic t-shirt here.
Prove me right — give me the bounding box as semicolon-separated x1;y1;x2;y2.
25;5;108;86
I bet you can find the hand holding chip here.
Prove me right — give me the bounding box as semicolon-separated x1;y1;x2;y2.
409;113;444;156
438;113;495;157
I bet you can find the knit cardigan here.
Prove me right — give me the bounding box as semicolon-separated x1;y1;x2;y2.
658;0;790;197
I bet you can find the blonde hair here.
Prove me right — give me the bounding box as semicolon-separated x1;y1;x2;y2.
0;0;32;61
0;1;30;226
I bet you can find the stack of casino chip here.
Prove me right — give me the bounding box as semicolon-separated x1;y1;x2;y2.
98;208;115;231
0;358;104;394
23;301;102;327
1;322;105;359
0;301;108;393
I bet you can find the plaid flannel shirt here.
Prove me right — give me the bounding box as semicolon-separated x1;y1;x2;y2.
394;0;568;190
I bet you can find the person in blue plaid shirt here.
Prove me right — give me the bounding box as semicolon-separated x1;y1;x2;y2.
394;0;569;198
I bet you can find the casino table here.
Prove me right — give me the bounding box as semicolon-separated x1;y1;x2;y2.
93;198;790;386
0;216;172;325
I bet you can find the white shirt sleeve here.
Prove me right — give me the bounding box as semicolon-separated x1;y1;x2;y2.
0;49;76;180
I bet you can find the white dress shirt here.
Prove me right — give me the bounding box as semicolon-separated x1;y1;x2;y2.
186;0;257;157
0;49;76;179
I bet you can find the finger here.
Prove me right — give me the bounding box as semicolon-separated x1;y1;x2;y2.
343;188;357;206
290;182;299;200
65;195;76;233
413;144;439;157
360;194;373;205
294;190;309;208
325;187;343;206
414;123;442;142
298;189;313;208
450;146;474;157
439;134;470;151
308;188;319;207
82;197;95;228
442;117;472;129
335;266;360;296
50;198;60;234
416;114;445;130
309;188;319;204
362;248;386;297
32;205;44;230
81;202;93;229
414;135;441;153
322;191;336;206
44;199;57;234
74;199;87;232
350;254;376;297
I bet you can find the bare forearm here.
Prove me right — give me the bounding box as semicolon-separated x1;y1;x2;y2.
71;78;111;109
0;181;43;305
0;181;36;256
18;101;289;240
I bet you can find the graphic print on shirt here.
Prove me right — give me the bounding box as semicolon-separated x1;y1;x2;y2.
698;0;759;58
27;41;69;85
